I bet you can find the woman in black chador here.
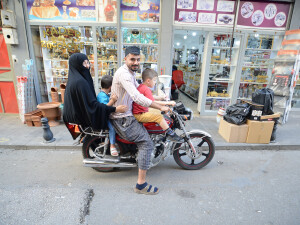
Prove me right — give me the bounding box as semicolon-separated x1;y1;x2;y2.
63;53;127;130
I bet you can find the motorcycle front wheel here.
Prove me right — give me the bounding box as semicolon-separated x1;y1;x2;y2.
82;135;114;172
173;133;215;170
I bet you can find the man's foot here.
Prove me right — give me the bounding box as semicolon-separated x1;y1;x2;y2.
134;182;159;195
166;129;184;143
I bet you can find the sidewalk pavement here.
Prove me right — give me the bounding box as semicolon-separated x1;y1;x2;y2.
0;111;299;151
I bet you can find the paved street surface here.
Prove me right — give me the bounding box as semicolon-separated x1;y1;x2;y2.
0;149;300;225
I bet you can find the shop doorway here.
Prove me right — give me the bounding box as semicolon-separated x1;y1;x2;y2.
172;29;207;114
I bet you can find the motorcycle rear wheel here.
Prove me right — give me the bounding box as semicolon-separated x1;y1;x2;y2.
173;133;215;170
82;135;114;172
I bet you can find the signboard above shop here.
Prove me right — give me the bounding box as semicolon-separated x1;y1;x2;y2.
26;0;119;22
27;0;97;21
237;1;291;30
174;0;236;26
120;0;160;24
174;0;291;30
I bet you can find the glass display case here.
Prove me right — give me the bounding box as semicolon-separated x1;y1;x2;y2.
199;33;242;114
180;49;201;101
96;27;118;81
237;34;283;101
121;27;159;79
39;25;94;101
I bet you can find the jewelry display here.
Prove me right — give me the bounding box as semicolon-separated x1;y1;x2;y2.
144;31;158;44
40;26;95;101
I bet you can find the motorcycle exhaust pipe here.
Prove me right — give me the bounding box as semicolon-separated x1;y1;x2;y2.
83;158;137;168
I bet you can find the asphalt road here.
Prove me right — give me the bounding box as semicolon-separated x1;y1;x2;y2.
0;149;299;225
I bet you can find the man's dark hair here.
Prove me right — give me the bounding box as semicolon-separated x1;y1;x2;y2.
125;46;140;57
142;68;158;82
172;65;178;71
101;75;113;89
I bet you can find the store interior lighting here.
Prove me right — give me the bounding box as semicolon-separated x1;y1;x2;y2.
192;32;196;36
176;42;180;46
184;35;187;39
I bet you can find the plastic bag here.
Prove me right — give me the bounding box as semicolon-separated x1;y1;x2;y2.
223;103;250;125
252;88;274;115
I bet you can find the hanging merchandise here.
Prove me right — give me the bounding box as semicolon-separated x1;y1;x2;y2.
268;30;300;124
17;59;36;122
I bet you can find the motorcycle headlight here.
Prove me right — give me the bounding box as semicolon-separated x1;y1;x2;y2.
185;107;193;120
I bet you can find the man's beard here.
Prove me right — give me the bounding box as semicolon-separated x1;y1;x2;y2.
129;65;139;72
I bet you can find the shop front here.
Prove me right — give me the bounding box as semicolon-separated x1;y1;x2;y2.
172;0;294;115
3;0;298;120
26;0;161;102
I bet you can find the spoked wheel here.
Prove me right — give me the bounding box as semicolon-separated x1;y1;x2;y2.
173;133;215;170
82;135;114;172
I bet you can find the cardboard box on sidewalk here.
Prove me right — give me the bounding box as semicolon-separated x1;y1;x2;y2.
218;119;249;143
246;120;274;144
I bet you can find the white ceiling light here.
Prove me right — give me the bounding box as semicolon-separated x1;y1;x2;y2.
254;33;259;38
184;35;187;39
192;46;195;49
176;42;180;46
192;32;196;36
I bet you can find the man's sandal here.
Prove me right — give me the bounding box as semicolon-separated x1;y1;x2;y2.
110;148;119;156
134;183;159;195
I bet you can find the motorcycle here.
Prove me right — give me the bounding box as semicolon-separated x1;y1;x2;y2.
66;102;215;172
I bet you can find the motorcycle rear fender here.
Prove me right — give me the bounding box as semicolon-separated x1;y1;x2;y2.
186;129;211;138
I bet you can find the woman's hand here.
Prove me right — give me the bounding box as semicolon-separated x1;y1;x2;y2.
116;105;128;113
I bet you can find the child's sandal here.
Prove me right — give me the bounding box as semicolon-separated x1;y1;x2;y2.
110;147;118;156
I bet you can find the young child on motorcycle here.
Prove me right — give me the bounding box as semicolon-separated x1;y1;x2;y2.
132;68;183;142
97;75;119;156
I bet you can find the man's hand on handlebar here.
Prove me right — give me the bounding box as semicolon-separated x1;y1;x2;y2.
116;105;128;113
160;105;170;114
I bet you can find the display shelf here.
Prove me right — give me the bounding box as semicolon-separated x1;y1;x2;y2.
121;27;160;74
39;25;95;101
123;43;159;47
208;80;234;83
246;48;278;51
97;42;118;45
98;60;118;62
240;82;268;85
210;64;236;66
209;46;239;49
198;32;243;114
206;96;231;99
242;65;273;68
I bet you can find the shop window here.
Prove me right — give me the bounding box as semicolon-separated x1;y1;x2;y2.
122;27;159;79
38;25;93;101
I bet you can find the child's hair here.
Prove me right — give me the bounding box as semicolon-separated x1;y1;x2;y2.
142;68;158;82
101;75;113;89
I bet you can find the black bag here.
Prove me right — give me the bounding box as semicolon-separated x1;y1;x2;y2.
252;88;274;115
223;103;251;125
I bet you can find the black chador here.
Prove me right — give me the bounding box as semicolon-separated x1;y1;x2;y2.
63;53;115;130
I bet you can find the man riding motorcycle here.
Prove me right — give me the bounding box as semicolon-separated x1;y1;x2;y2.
110;46;169;195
